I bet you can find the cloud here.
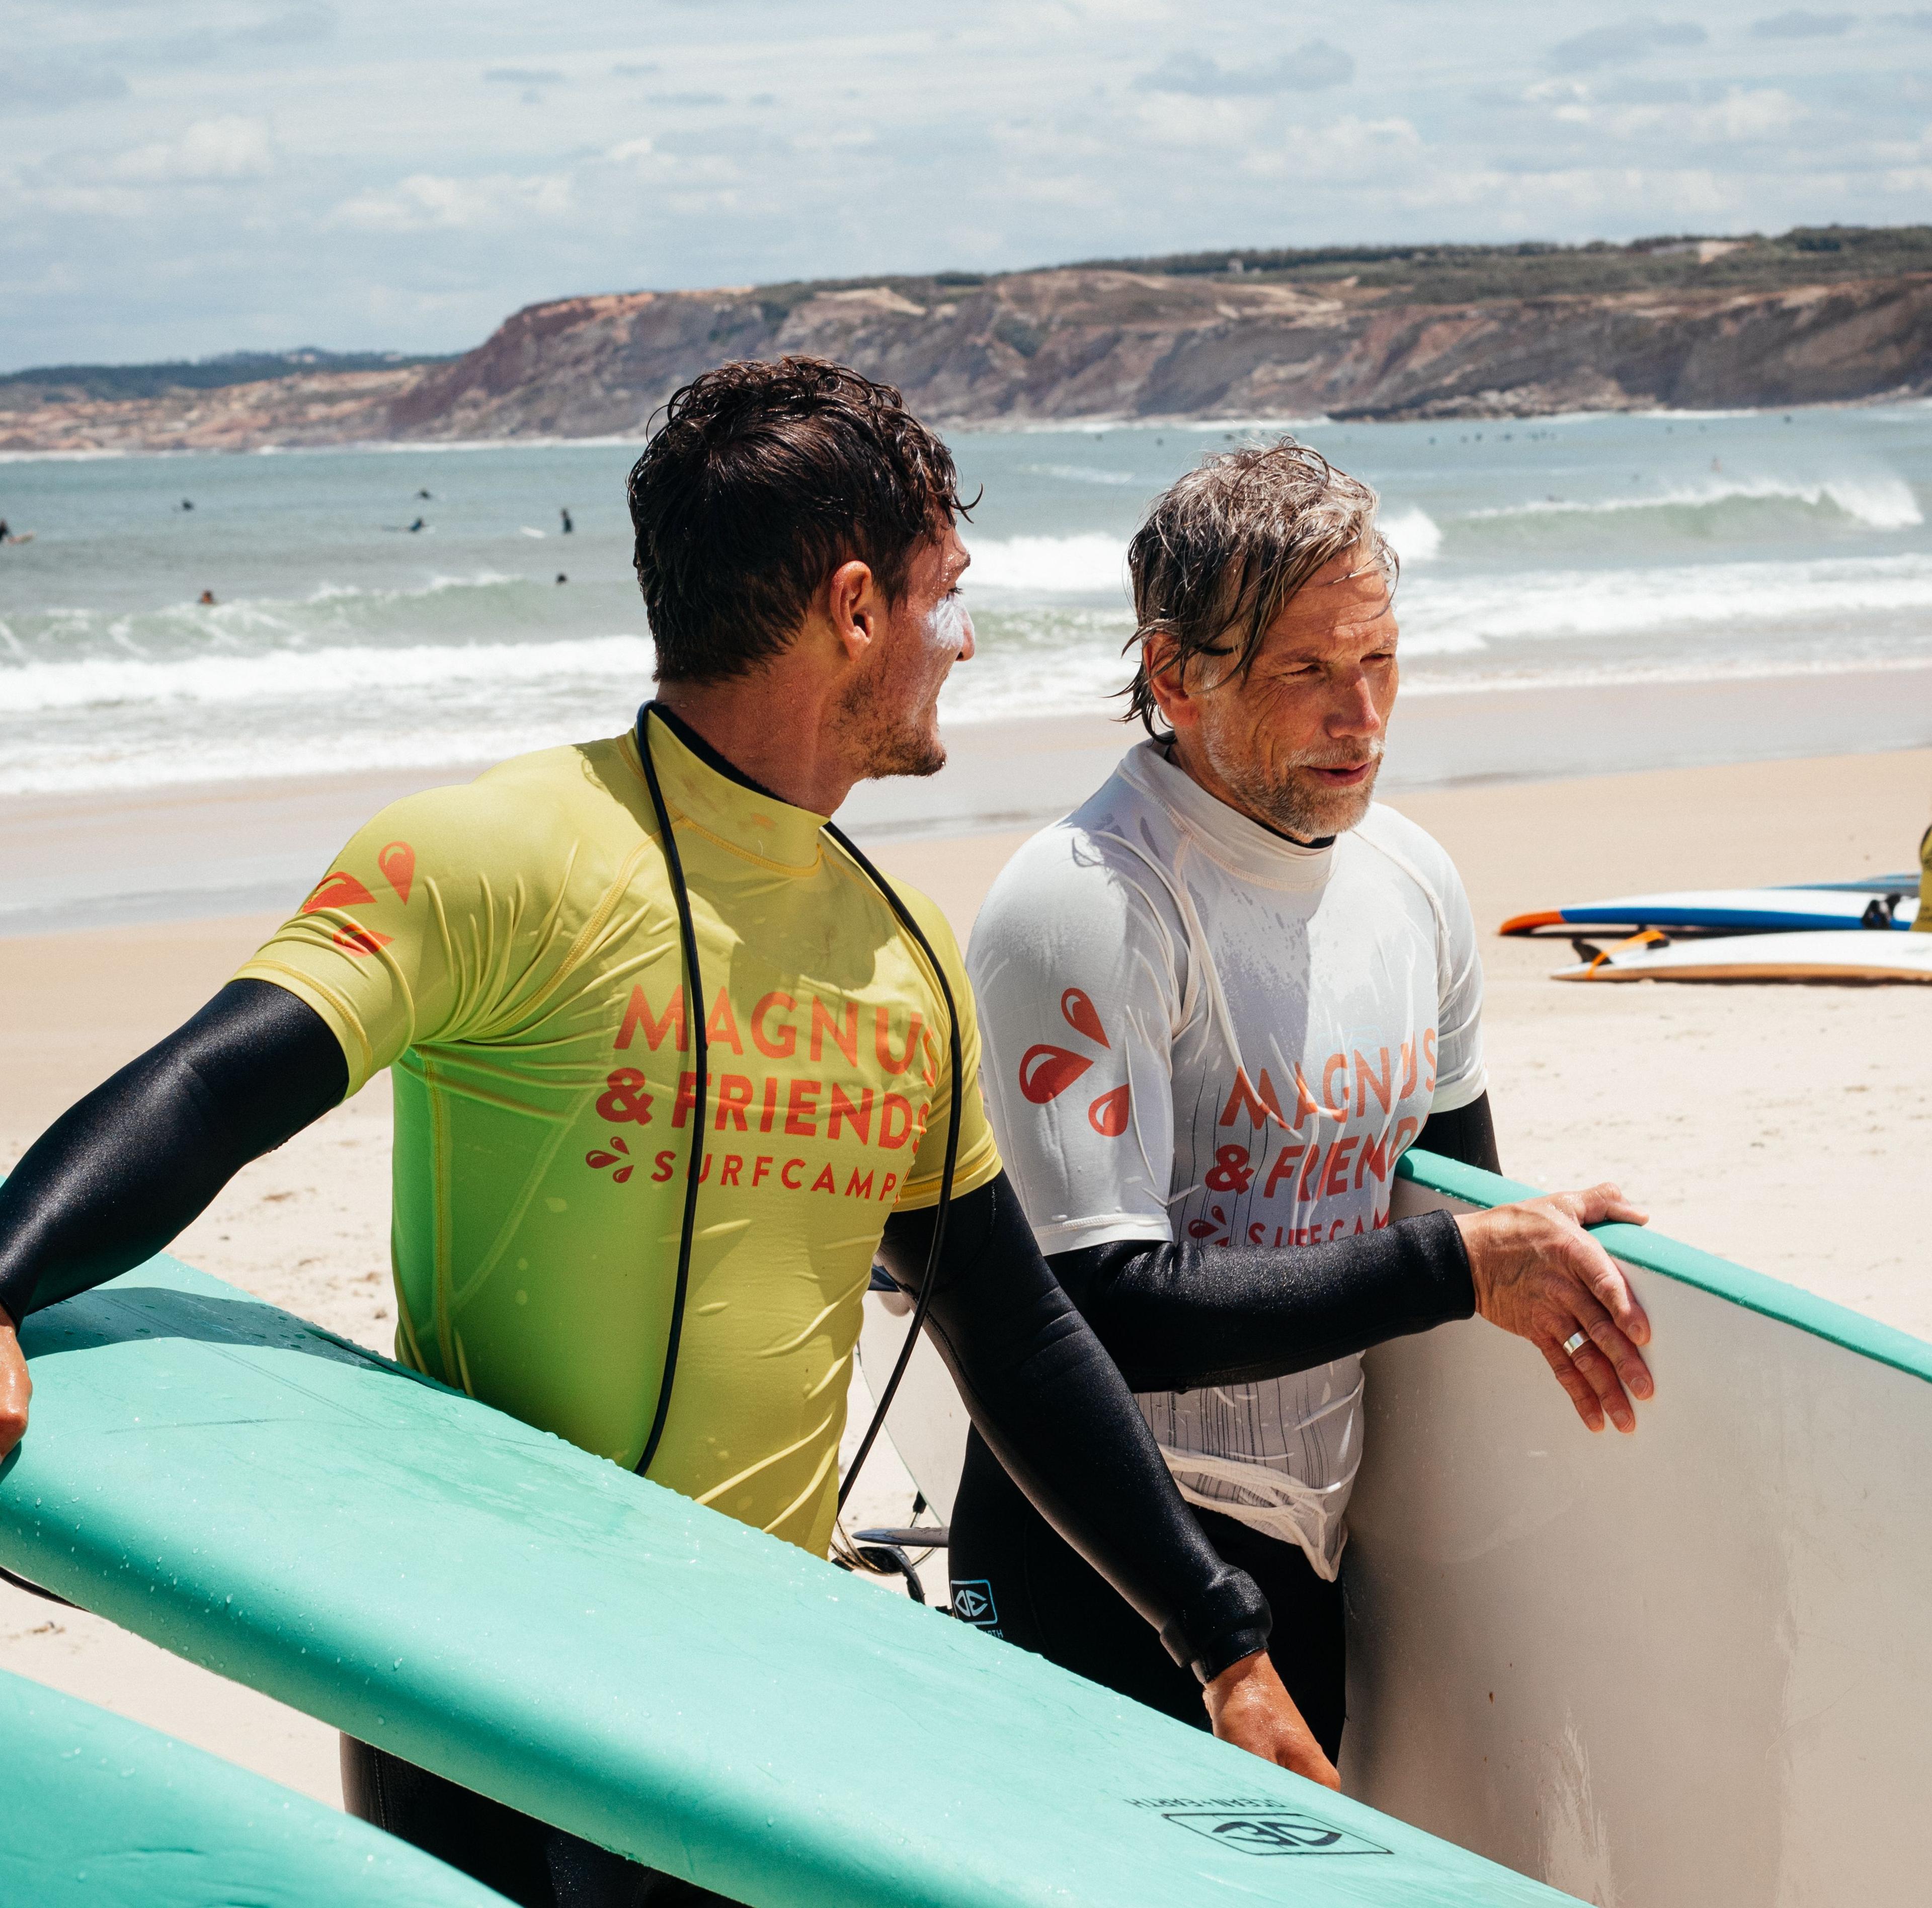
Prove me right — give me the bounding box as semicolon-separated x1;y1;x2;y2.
647;90;730;106
1546;16;1708;72
0;56;128;116
485;66;566;85
1752;9;1855;32
325;169;573;232
1133;41;1355;96
107;117;275;182
612;61;661;76
231;4;336;48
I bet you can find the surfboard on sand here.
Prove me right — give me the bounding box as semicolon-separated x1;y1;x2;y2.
0;1664;508;1907
1499;885;1919;936
1552;926;1932;982
0;1248;1573;1908
872;1151;1932;1907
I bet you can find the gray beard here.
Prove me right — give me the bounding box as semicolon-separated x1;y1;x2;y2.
1210;746;1382;841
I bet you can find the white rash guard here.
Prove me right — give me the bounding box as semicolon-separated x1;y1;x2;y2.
968;739;1486;1578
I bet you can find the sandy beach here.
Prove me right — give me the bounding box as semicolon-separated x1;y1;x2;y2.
3;720;1929;1811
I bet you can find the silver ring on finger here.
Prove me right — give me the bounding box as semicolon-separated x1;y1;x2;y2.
1561;1328;1590;1359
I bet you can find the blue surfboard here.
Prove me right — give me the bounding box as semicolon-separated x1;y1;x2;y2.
1500;884;1918;935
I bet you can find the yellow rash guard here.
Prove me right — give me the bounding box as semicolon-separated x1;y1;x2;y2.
236;720;1000;1555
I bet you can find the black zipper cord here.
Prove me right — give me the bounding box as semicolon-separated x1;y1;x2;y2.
823;821;963;1516
634;706;709;1479
627;708;962;1517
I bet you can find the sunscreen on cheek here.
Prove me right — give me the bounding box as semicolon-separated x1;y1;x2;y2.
925;594;971;656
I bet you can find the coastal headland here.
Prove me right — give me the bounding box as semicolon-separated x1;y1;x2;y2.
10;223;1932;454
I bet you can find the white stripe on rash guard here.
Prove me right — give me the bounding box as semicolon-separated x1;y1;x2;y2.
968;739;1486;1578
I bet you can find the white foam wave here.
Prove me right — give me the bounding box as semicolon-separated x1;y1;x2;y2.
1398;552;1932;653
1021;463;1144;487
1469;473;1922;531
965;532;1128;595
1380;507;1442;563
0;633;656;716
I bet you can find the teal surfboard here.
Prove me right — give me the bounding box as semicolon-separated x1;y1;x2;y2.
0;1664;508;1905
0;1249;1575;1907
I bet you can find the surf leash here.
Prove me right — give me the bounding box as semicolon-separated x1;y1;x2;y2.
632;706;709;1479
630;710;961;1519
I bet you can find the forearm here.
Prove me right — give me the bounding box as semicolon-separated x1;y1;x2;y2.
1049;1211;1474;1393
877;1174;1269;1682
0;981;346;1324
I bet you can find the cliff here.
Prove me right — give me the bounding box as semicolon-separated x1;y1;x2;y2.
11;226;1932;451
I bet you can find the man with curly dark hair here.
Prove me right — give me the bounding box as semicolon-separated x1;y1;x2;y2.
0;360;1343;1905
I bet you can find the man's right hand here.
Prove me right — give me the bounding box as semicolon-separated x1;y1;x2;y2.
0;1313;29;1462
1457;1183;1654;1434
1202;1649;1340;1788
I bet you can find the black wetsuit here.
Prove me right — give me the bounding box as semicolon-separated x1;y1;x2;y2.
948;1096;1499;1765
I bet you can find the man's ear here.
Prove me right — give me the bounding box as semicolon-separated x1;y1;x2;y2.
1143;634;1201;732
825;559;879;663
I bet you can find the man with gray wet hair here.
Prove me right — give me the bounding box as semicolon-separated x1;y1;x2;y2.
956;439;1656;1776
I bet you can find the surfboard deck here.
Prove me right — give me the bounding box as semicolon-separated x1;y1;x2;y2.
0;1664;509;1906
1363;1152;1932;1905
0;1251;1573;1908
1500;886;1919;936
1553;926;1932;981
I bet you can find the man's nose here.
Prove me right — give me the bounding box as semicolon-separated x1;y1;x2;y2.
958;611;976;663
1327;671;1383;739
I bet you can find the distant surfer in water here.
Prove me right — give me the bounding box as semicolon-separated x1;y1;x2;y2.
959;438;1656;1770
197;589;216;605
0;358;1449;1901
560;506;574;533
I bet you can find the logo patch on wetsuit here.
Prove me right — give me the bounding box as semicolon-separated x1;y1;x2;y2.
950;1580;999;1627
1162;1811;1388;1857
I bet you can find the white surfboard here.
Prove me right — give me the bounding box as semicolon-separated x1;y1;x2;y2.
858;1286;971;1523
1502;885;1919;936
1554;926;1932;982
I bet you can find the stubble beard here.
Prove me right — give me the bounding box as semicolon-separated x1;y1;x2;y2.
1211;739;1384;841
833;660;948;780
835;596;964;782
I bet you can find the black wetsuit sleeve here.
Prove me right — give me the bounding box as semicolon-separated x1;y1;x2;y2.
1043;1092;1500;1394
876;1171;1270;1683
1047;1215;1473;1394
0;981;347;1326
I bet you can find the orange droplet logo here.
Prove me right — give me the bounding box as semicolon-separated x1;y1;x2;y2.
1087;1084;1131;1136
301;872;375;915
333;922;393;957
378;840;416;905
1018;1044;1092;1104
1061;987;1109;1049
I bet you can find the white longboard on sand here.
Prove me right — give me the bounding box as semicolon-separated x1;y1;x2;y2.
1554;926;1932;982
1502;883;1919;936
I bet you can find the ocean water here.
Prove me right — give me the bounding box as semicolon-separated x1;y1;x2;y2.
4;406;1931;797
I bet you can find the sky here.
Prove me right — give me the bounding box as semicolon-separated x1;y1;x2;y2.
6;1;1932;371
